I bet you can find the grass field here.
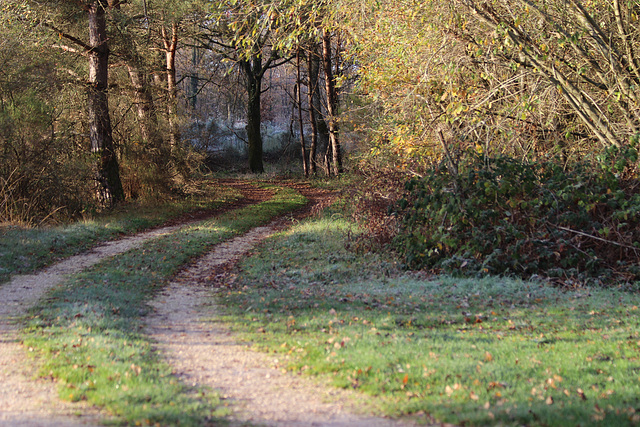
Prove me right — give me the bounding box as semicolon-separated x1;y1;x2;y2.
220;216;640;426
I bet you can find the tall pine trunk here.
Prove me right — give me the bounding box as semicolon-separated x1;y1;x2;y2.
88;0;124;205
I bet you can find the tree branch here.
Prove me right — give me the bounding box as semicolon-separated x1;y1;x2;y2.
42;22;92;52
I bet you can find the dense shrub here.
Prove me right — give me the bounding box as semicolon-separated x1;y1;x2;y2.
0;84;94;224
393;146;640;284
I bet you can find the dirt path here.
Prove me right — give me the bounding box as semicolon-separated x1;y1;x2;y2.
147;189;415;427
0;181;269;426
0;223;198;426
1;181;412;426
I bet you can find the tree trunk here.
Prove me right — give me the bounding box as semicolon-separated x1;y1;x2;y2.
324;142;333;176
162;23;180;151
313;79;331;174
88;0;124;205
296;50;309;176
307;44;320;175
127;65;160;148
189;46;199;111
322;29;343;175
127;63;172;189
241;55;265;173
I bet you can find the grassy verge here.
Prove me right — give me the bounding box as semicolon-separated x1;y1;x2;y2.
22;186;307;426
0;183;241;284
220;216;640;427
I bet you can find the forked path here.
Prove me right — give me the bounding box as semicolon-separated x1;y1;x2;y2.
146;208;415;426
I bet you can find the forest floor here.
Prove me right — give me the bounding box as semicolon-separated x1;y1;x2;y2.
0;180;416;426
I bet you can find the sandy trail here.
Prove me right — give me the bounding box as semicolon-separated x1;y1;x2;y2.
0;180;270;426
147;221;414;427
0;222;204;426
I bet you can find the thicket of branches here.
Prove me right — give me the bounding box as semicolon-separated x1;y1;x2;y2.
339;0;640;282
343;0;638;167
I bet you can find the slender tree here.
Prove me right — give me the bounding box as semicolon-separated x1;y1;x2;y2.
161;22;181;151
306;44;321;175
296;49;309;176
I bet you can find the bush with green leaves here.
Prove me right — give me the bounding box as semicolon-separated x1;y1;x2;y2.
393;146;640;283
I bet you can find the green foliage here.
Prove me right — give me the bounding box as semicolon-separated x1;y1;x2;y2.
394;149;640;283
221;216;640;426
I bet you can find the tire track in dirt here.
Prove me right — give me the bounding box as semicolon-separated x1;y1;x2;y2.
0;224;198;426
0;181;269;426
146;191;418;427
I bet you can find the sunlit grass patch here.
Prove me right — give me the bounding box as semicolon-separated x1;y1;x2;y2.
22;186;306;426
220;217;640;426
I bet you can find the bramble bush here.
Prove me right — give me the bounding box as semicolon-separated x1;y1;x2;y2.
393;144;640;284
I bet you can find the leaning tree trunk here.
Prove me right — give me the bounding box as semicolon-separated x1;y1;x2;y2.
322;29;343;176
241;55;265;174
88;0;124;205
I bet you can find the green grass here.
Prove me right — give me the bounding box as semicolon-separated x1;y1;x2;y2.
21;186;307;426
0;184;241;285
219;216;640;426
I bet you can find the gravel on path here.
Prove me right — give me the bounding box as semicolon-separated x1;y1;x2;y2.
147;221;416;427
0;179;269;426
0;221;209;426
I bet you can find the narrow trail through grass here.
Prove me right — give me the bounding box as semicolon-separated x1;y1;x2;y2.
10;183;305;426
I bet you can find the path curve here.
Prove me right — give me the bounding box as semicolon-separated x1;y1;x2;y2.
146;218;415;426
0;181;269;426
